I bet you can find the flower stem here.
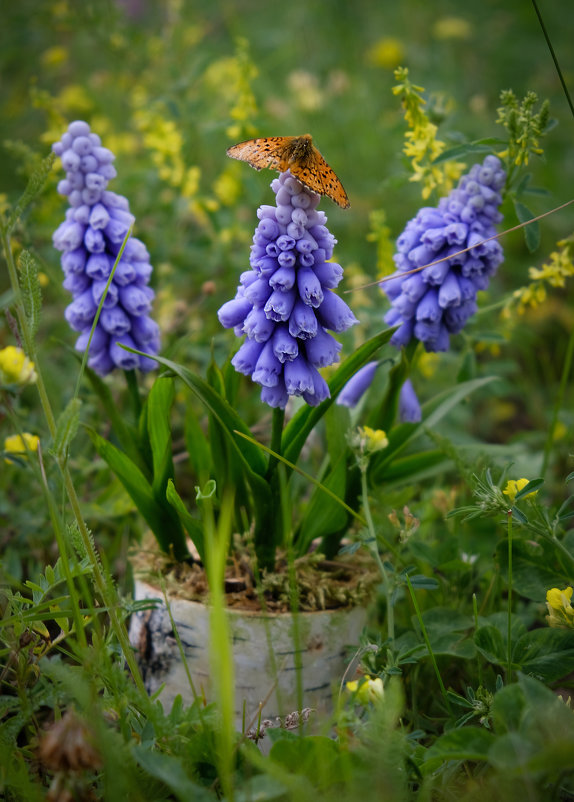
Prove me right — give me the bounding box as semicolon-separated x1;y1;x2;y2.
361;467;394;642
267;406;285;478
542;323;574;477
124;367;142;422
506;508;513;683
406;574;451;714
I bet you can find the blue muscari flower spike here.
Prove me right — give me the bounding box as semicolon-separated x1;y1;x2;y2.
52;120;160;376
218;170;358;409
381;155;506;353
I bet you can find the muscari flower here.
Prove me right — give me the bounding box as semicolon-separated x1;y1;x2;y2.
0;346;37;387
399;378;422;423
382;155;506;353
218;170;357;408
52;120;160;375
337;360;379;408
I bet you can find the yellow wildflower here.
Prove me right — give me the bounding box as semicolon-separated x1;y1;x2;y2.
393;67;465;199
359;426;389;453
287;70;324;112
505;238;574;316
503;478;538;504
546;587;574;629
0;346;37;387
432;17;471;40
4;433;40;464
346;675;385;705
367;37;405;69
41;46;68;68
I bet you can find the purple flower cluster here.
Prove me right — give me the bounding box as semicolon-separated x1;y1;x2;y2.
382;155;506;352
52;120;160;375
218;170;357;408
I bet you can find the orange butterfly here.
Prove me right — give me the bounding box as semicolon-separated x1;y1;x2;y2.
226;133;350;209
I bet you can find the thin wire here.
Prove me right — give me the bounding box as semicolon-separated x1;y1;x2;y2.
344;198;574;294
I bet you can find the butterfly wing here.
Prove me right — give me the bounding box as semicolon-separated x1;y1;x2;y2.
289;147;350;209
227;135;350;208
226;137;294;172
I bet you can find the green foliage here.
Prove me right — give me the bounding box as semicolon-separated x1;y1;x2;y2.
16;251;41;341
2;2;574;800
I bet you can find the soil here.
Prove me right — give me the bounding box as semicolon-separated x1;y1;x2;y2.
130;533;380;613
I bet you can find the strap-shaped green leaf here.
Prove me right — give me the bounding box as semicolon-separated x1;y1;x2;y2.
166;479;205;563
282;327;396;467
146;376;176;497
87;427;188;560
371;375;498;483
138;353;268;478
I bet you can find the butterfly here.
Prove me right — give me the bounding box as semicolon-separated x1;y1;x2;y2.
226;133;350;209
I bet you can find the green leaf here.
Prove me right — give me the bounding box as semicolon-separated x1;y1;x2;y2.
146;376;176;497
166;480;205;563
496;538;571;602
423;727;496;772
127;351;275;563
374;449;447;483
6;152;55;233
514;477;544;500
297;450;348;555
184;404;212;484
270;735;350;790
418;607;476;658
17;250;41;340
84;364;148;474
133;745;213;802
234;774;288;802
408;575;440;591
53;397;82;460
513;199;540;252
432;139;507;164
474;624;507;665
512;628;574;682
282;327;396;467
87;428;188;559
140;353;267;477
371;376;498;482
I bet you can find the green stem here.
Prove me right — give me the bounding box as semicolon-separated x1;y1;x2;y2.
267;406;285;478
506;509;513;683
361;467;394;642
551;535;574;572
124;368;142;422
406;574;451;714
473;593;483;688
60;462;146;693
2;231;57;437
542;324;574;477
2;228;146;695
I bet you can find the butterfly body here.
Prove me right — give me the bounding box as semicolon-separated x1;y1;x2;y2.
226;134;350;208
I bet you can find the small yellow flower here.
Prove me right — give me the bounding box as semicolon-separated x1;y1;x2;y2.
41;46;68;68
4;433;40;464
346;675;385;705
359;426;389;453
432;17;471;40
367;37;405;70
503;478;538;504
0;346;37;387
546;586;574;629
